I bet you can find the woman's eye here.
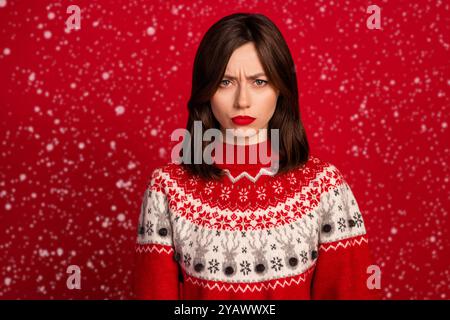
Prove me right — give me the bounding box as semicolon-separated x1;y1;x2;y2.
220;79;231;87
220;79;267;87
255;79;268;86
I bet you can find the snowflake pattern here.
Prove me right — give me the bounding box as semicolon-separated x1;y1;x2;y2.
220;186;231;201
208;259;220;274
141;163;369;284
287;173;297;185
204;181;215;195
183;253;191;267
270;257;283;271
353;212;363;227
256;186;266;201
145;221;153;236
240;260;251;275
188;176;199;187
239;188;249;202
300;251;308;264
272;181;283;194
338;218;347;232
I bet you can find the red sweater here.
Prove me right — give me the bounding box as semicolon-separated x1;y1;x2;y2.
133;140;381;300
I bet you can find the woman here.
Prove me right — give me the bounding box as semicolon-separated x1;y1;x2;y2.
133;13;381;300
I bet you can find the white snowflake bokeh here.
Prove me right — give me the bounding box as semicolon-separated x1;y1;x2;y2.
0;1;448;299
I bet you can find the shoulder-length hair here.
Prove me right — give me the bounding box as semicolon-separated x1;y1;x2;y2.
181;13;309;180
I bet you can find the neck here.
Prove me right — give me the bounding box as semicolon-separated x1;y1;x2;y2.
221;129;268;146
212;136;279;171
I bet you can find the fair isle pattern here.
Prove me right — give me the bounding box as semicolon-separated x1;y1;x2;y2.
168;210;365;284
161;169;330;231
154;156;336;212
137;157;374;292
184;264;316;293
319;235;369;252
137;186;173;247
136;156;368;286
222;167;277;183
316;179;367;244
136;243;174;255
170;214;319;283
152;164;349;231
152;163;361;233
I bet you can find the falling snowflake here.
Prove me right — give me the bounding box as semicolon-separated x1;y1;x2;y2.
146;26;156;36
115;105;125;116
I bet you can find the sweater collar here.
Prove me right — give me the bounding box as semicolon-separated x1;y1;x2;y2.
212;136;279;182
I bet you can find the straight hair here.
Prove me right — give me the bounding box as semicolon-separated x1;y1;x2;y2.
182;13;309;180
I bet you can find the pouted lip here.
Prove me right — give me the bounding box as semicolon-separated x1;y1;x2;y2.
231;115;256;120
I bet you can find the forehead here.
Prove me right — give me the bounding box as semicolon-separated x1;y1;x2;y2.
225;42;264;74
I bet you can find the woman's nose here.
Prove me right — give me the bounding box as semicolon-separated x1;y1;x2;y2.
235;84;250;109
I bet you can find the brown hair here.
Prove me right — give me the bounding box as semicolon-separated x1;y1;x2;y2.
182;13;309;180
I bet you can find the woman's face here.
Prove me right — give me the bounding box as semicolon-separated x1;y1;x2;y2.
210;42;279;144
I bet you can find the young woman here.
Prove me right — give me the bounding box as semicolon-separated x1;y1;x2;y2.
133;13;381;300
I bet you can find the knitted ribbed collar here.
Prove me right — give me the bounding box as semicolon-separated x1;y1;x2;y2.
212;138;279;182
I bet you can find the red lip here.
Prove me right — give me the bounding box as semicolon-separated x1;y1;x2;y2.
231;115;256;125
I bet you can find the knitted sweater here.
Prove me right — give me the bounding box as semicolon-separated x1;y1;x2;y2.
133;140;381;300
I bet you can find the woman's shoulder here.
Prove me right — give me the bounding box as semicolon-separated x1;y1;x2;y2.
143;162;170;189
149;161;180;175
146;161;189;185
291;154;348;190
291;153;341;177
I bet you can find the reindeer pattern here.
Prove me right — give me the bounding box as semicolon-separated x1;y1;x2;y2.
318;182;367;243
169;212;325;283
138;165;367;283
137;187;173;246
168;184;367;282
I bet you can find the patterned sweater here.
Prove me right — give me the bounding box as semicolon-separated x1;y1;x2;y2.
133;140;381;300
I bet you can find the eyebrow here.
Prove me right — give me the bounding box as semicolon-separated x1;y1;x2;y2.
223;72;267;80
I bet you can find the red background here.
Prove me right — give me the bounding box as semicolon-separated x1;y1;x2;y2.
0;0;448;299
